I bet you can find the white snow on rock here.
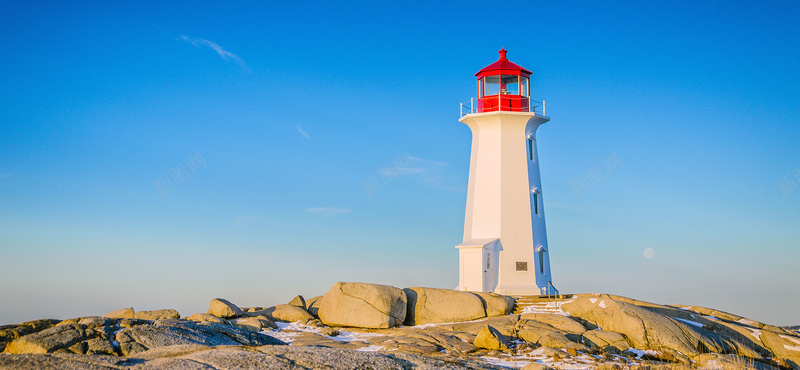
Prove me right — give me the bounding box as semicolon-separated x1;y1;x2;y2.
737;318;755;325
750;329;762;341
673;317;704;328
598;301;607;309
589;298;597;304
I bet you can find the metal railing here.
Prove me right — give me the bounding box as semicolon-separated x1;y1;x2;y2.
545;281;560;299
460;96;546;118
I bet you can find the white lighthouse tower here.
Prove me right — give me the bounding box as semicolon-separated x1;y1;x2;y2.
456;49;557;296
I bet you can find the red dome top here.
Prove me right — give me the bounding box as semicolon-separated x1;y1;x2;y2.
475;48;532;77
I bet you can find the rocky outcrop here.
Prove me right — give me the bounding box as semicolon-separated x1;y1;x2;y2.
115;319;284;356
0;319;60;352
3;324;85;354
1;291;797;369
581;329;631;353
134;309;179;320
0;344;507;369
317;282;407;329
404;287;486;326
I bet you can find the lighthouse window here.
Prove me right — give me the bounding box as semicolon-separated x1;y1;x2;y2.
522;78;529;97
539;250;545;273
534;193;539;215
501;75;518;95
485;76;501;95
528;138;534;161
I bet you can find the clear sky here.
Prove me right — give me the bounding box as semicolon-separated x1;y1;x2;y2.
1;1;799;326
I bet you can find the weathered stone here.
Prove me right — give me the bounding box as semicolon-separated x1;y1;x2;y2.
522;363;554;370
472;292;515;317
77;317;116;329
760;330;800;367
235;317;277;332
288;295;306;309
317;282;407;329
252;304;314;323
0;319;61;352
519;313;587;338
404;287;486;326
134;309;180;321
4;324;85;354
85;338;116;356
562;296;700;356
444;315;520;337
306;295;322;317
692;353;776;370
118;318;148;328
208;298;243;318
517;327;588;352
102;307;134;319
474;325;508;350
581;330;631;353
186;313;229;325
114;319;286;356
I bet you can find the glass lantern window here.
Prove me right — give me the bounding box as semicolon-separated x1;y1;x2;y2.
501;75;519;95
521;77;529;97
484;76;501;96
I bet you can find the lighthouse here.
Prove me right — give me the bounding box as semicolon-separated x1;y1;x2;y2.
455;49;557;296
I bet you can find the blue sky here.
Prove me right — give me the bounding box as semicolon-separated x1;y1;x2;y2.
1;1;799;325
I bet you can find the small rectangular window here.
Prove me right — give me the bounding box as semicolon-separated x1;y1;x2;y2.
516;262;528;271
528;138;534;161
534;193;539;215
539;250;545;273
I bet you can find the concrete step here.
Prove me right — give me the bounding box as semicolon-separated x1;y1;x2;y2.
512;295;574;315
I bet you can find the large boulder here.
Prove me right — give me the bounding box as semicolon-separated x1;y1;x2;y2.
288;295;306;309
472;292;515;317
473;325;508;350
103;307;135;319
250;304;314;323
317;282;407;329
403;287;486;326
306;296;322;317
186;313;229;325
208;298;243;318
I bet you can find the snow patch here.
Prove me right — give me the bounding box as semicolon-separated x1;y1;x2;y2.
519;299;573;316
780;335;800;346
356;345;384;352
750;330;762;341
673;317;704;328
590;298;597;304
260;322;383;344
737;318;755;325
598;301;607;309
625;348;660;358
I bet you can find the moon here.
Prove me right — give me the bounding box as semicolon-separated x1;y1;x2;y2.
644;248;655;259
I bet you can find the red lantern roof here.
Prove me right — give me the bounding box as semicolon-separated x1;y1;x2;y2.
475;48;532;78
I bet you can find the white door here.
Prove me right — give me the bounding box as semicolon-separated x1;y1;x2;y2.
483;251;494;292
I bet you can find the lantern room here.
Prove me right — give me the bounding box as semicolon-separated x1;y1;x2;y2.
475;48;532;113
